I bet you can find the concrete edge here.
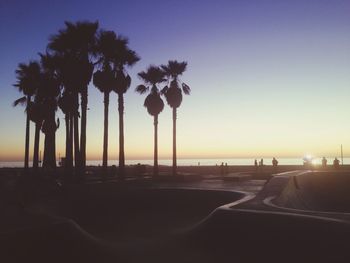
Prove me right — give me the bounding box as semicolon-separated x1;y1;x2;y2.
263;195;350;218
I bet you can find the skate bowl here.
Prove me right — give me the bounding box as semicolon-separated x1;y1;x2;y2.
272;172;350;213
190;207;350;262
186;171;350;262
0;185;246;262
2;181;350;262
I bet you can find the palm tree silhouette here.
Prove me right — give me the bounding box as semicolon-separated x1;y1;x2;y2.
93;30;120;172
58;90;74;172
13;61;41;170
136;66;165;176
48;21;98;176
28;92;44;169
93;31;116;170
161;61;190;176
94;30;139;177
39;54;61;169
52;55;83;173
93;65;115;170
110;35;139;177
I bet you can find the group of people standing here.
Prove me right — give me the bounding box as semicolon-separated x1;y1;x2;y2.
321;157;340;169
253;157;341;169
254;157;279;169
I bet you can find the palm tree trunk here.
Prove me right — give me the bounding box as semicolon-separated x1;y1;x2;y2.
43;132;56;169
68;113;74;167
118;93;125;178
103;91;109;169
72;92;80;176
65;114;69;161
65;113;73;175
153;115;158;176
33;122;41;169
80;87;87;172
24;95;31;170
74;112;80;172
43;112;56;169
172;107;177;176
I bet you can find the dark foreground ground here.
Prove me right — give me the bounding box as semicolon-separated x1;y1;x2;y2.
1;165;350;263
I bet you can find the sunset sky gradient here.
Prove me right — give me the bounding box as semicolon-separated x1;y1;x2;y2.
0;0;349;161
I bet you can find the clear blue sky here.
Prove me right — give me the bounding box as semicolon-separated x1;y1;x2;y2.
1;0;350;161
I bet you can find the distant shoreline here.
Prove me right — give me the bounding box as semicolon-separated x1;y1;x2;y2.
1;157;350;168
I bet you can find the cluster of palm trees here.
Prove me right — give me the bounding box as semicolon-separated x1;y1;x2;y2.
136;61;190;176
14;20;190;178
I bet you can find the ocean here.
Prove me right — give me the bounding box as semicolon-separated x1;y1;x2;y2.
1;157;349;168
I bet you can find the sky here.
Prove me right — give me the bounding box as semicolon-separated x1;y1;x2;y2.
0;0;349;162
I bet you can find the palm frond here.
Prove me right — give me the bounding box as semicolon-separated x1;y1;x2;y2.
162;60;187;77
138;66;165;85
124;49;140;66
160;86;168;95
13;96;27;107
135;84;148;94
182;83;191;95
138;71;148;82
125;74;131;88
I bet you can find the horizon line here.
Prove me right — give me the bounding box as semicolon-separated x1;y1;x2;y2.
1;156;349;162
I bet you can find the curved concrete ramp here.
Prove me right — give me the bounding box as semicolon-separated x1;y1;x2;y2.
189;207;350;262
0;219;117;263
274;172;350;212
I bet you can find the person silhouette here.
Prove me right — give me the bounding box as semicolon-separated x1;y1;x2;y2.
333;157;340;169
272;157;278;166
254;159;258;171
322;157;327;168
259;159;264;173
272;157;278;171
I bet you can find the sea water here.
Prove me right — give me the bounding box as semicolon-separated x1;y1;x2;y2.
1;157;349;168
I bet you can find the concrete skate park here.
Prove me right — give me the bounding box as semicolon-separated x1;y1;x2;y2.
1;170;350;263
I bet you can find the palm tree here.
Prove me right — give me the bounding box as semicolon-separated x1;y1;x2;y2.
28;97;44;169
45;52;76;174
13;61;41;170
58;90;74;172
39;54;61;169
161;61;190;176
93;64;116;169
48;21;98;175
136;66;165;176
93;30;118;171
110;34;139;177
57;55;85;172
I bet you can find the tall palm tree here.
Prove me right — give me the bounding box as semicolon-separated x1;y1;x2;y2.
13;61;41;170
93;30;118;171
93;64;116;169
57;55;84;172
39;54;61;169
161;61;190;176
47;52;76;174
58;90;74;172
110;34;139;177
48;21;98;175
136;66;165;176
28;97;44;169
